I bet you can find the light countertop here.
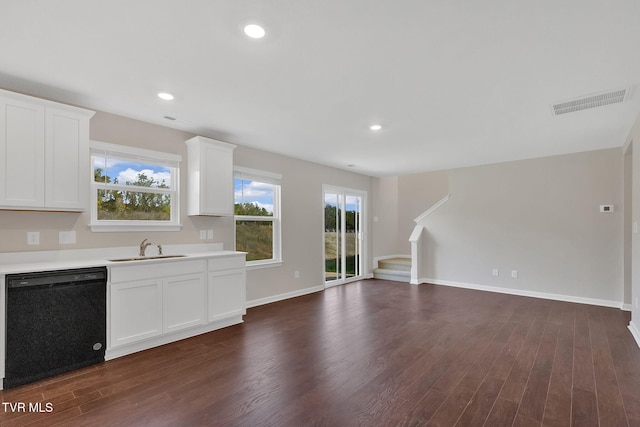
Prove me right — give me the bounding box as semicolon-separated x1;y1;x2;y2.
0;244;245;275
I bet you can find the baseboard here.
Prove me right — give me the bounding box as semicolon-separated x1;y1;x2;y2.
246;285;324;308
622;304;633;312
629;321;640;349
418;277;624;309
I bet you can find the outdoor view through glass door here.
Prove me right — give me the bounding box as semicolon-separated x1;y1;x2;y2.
324;187;365;286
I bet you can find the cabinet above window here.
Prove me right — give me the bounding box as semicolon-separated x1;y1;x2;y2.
185;136;236;216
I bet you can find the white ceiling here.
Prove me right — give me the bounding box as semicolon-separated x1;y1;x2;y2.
1;0;639;177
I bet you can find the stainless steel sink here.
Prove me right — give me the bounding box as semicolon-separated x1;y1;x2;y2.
108;255;188;262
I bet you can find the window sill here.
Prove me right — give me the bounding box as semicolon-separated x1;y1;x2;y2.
246;260;283;270
90;223;183;232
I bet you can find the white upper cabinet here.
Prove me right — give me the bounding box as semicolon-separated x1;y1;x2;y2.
0;95;45;208
185;136;236;216
0;89;94;211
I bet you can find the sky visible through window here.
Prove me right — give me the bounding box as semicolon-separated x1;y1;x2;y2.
93;156;171;188
234;179;274;214
324;193;360;211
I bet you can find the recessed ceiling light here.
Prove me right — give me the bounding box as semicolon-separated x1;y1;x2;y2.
158;92;174;101
370;124;382;131
244;24;266;39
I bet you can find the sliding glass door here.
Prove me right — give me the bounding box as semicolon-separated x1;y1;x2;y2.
323;186;365;286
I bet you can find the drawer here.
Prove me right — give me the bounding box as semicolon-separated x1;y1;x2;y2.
109;259;206;283
208;255;246;271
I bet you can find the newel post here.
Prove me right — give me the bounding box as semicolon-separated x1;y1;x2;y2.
409;225;424;285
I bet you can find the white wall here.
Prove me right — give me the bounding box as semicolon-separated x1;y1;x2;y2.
371;176;400;256
0;109;374;305
397;170;449;254
234;145;373;303
372;172;449;258
624;115;640;344
378;148;624;306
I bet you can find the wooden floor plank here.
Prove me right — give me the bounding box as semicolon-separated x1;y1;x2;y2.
484;397;519;427
455;376;504;427
499;319;546;402
573;306;597;392
572;387;599;427
426;385;475;426
541;305;575;427
0;279;638;426
589;318;628;426
516;321;559;421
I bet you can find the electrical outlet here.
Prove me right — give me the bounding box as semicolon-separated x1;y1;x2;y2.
511;270;518;279
59;231;77;244
199;230;207;240
207;229;214;240
294;270;300;279
492;268;499;277
27;231;40;245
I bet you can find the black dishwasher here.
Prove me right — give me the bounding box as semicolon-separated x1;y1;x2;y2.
5;267;107;389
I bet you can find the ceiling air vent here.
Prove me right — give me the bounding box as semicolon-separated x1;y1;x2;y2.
552;87;629;116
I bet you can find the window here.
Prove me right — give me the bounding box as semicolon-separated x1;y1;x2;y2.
234;167;282;267
90;141;182;232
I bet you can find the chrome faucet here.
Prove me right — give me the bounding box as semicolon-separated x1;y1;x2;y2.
139;238;152;256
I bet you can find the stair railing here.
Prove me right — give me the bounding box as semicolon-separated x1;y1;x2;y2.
409;194;451;284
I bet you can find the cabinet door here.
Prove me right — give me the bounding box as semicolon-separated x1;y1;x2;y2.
45;107;90;210
185;136;236;216
110;279;163;348
163;273;207;333
0;96;45;207
201;141;234;215
208;269;246;323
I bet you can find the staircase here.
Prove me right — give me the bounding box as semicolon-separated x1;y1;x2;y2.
373;256;411;282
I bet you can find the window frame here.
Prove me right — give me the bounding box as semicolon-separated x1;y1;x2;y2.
234;166;282;269
89;140;182;232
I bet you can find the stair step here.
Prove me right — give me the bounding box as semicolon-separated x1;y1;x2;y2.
373;268;411;283
378;257;411;272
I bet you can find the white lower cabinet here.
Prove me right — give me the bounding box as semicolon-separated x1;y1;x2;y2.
107;254;246;359
110;279;163;347
163;273;206;333
208;269;246;322
207;255;247;323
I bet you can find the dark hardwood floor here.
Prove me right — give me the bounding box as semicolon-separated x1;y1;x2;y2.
1;279;640;426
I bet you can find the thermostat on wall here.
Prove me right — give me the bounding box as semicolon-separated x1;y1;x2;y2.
600;205;614;213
